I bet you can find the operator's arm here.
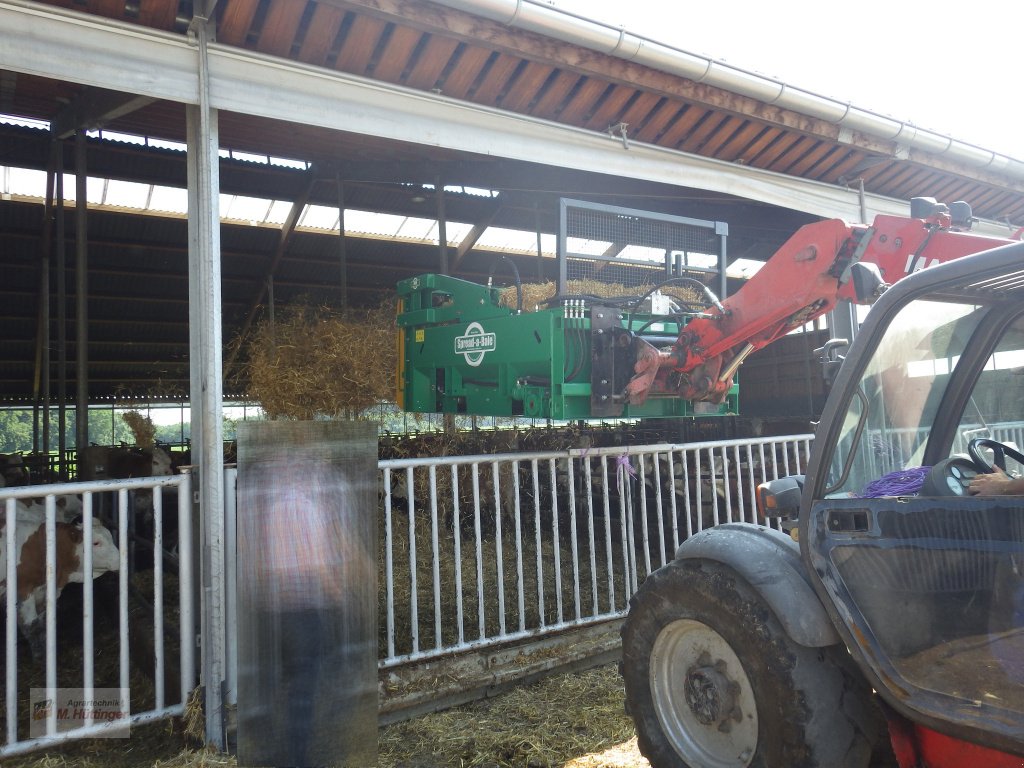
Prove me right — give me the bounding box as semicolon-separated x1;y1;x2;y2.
968;467;1024;496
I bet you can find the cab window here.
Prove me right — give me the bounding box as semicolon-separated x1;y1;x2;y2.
824;298;982;497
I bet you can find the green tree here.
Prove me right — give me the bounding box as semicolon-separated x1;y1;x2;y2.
0;409;32;453
81;408;135;446
155;422;190;445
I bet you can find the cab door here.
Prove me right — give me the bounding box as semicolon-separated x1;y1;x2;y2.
799;246;1024;756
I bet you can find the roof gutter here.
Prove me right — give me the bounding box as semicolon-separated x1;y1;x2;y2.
431;0;1024;183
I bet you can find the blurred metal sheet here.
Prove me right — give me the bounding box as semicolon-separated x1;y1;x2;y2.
236;421;377;767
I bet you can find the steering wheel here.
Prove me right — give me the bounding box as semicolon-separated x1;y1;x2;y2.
920;439;1024;496
968;438;1024;474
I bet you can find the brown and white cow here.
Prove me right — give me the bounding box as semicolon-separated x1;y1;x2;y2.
13;494;85;523
77;445;173;481
0;511;120;657
76;444;174;512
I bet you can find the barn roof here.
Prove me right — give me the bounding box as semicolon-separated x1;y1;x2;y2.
1;0;1022;406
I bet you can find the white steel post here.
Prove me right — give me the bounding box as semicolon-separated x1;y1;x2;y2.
186;2;227;750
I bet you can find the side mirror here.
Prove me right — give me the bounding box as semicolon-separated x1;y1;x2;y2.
756;475;805;522
849;261;888;303
949;200;974;230
910;196;948;219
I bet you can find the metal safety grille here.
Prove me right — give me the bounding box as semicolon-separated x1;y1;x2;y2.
558;199;728;303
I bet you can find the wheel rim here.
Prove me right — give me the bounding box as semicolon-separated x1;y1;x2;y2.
649;618;758;768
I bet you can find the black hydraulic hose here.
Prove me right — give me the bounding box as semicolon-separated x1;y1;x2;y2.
633;312;717;336
626;277;726;330
488;255;523;312
566;309;586;382
571;324;585;382
545;293;636;308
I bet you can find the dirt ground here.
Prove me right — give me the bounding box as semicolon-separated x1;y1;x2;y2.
4;665;651;768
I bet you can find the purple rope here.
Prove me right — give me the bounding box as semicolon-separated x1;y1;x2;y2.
860;466;931;498
615;453;637;492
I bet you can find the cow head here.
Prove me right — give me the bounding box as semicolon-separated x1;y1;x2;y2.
152;447;173;476
67;519;120;580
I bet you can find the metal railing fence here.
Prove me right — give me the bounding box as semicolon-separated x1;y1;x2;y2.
3;433;814;755
377;434;814;667
1;473;194;757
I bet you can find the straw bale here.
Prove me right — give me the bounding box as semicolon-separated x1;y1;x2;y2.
239;300;397;420
500;279;703;312
121;410;156;447
182;687;205;747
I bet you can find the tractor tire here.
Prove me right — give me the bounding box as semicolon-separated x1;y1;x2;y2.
621;557;890;768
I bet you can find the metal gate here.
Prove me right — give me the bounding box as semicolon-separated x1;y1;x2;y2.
2;473;195;758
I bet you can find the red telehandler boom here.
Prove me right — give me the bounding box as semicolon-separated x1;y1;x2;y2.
626;197;1018;406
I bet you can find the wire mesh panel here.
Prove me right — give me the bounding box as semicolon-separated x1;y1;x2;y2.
558;198;728;302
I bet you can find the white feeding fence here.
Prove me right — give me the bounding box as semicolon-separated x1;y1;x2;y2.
3;433;814;756
1;473;194;758
377;434;814;667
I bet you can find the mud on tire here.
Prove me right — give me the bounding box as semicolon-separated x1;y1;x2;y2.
620;558;890;768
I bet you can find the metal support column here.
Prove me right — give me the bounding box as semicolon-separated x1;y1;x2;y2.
534;202;544;281
32;140;56;461
74;130;88;454
828;300;859;346
56;150;68;479
435;175;448;275
336;172;347;308
716;222;729;300
186;4;227;751
856;178;868;224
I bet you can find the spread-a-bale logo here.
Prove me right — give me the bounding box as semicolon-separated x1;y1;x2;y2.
455;322;496;367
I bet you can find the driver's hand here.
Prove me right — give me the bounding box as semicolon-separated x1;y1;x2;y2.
968;467;1017;496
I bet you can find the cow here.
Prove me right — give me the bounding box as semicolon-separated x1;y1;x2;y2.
0;453;29;487
77;444;173;481
75;444;177;573
0;512;120;659
13;493;84;523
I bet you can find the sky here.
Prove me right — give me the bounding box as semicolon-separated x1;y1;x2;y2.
549;0;1021;161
